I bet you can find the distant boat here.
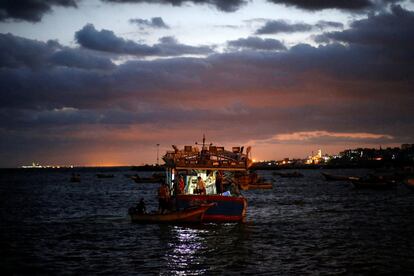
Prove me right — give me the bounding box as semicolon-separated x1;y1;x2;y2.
70;174;81;183
351;175;396;189
273;171;304;178
130;173;164;184
321;172;353;181
404;177;414;191
128;203;214;223
236;174;273;190
96;173;114;178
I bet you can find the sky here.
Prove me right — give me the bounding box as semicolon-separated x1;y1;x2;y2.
0;0;413;167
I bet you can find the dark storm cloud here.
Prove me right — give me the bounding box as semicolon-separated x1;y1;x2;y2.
0;32;115;70
129;17;170;29
102;0;247;12
0;33;60;68
75;24;158;56
75;24;213;56
1;5;414;166
156;36;213;56
255;20;313;34
266;0;373;11
227;36;286;51
49;49;116;70
316;5;414;50
0;0;78;22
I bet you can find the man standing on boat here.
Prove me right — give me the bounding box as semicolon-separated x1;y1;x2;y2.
178;175;185;194
196;176;206;195
215;171;223;194
158;183;170;214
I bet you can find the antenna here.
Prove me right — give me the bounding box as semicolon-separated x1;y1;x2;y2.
156;143;160;165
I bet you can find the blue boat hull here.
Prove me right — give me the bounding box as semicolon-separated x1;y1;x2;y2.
176;194;247;222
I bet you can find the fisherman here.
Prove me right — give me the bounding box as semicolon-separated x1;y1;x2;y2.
178;175;185;194
135;198;146;214
196;176;206;195
158;183;170;214
215;171;223;194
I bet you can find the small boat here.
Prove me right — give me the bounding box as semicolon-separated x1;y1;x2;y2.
351;175;397;189
236;173;273;190
321;172;352;181
273;171;304;178
130;173;165;183
128;203;215;223
404;177;414;190
96;173;114;178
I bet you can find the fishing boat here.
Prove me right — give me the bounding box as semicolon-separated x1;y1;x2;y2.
236;173;273;190
162;136;250;222
351;175;397;189
128;203;215;223
321;172;352;181
130;173;164;183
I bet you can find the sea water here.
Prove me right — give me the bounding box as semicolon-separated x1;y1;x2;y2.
1;168;413;274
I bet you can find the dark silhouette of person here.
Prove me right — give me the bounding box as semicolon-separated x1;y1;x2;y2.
135;198;146;214
215;171;223;194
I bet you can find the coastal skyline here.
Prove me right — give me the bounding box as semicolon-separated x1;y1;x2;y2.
1;0;414;167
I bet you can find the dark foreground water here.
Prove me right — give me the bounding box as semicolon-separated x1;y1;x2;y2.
1;168;414;275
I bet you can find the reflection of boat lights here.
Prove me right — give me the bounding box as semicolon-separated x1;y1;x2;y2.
166;227;207;274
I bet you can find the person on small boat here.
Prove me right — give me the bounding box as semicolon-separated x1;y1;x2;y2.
135;198;146;214
158;183;170;214
196;176;206;195
215;171;223;194
173;178;179;197
178;175;185;194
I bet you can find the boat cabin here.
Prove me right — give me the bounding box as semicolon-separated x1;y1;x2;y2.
163;138;253;195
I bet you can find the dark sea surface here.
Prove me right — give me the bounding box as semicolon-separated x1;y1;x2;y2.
1;168;414;275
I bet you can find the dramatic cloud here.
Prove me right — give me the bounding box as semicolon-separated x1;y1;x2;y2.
75;24;213;56
0;32;115;70
0;33;60;68
49;49;116;70
227;36;286;51
0;0;403;23
102;0;247;12
256;20;313;34
129;17;169;29
75;24;157;55
0;0;78;22
1;5;414;166
315;20;344;29
267;0;374;11
316;5;414;49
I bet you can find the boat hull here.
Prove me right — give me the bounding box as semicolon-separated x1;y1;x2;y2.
351;180;396;189
176;195;247;222
321;172;350;181
129;204;213;223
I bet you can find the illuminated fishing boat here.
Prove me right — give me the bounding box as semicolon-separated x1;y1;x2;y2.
163;136;251;222
128;203;214;223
